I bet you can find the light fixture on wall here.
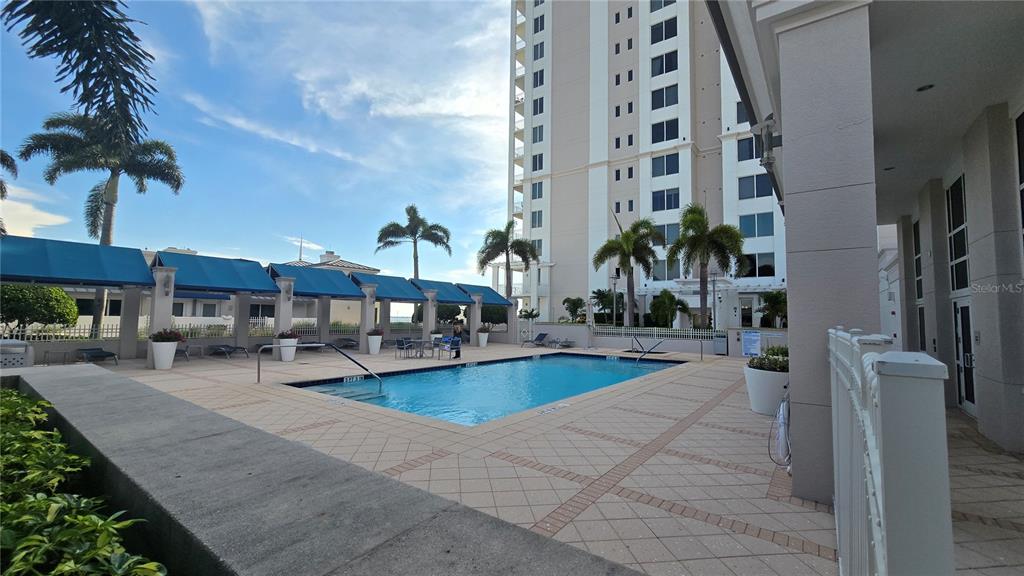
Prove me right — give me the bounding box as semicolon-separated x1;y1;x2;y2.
162;275;172;297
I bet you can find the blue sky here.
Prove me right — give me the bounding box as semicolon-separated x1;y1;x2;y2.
1;0;510;284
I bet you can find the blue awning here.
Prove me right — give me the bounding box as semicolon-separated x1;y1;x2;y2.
349;272;426;302
156;251;279;294
0;236;154;287
173;290;232;301
409;278;472;305
457;283;514;306
268;263;363;299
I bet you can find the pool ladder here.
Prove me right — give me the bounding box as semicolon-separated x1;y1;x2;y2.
256;343;384;394
632;337;666;364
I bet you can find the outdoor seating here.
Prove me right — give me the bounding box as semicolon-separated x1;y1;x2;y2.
207;344;249;359
395;338;416;359
76;347;118;365
439;336;461;360
521;333;548;347
548;338;575;349
333;337;358;349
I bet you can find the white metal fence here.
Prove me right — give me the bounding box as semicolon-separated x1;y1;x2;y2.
591;325;723;340
828;327;953;576
4;324;120;341
328;323;359;336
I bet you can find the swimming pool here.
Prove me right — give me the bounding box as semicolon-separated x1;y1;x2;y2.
299;354;678;426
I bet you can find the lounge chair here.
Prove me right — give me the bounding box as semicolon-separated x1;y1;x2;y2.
521;333;548;347
77;347;118;365
207;344;250;359
439;336;461;360
548;338;575;349
333;337;358;349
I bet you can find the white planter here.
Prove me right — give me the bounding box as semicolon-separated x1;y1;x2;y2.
277;338;298;362
151;341;177;370
478;333;489;348
743;365;789;415
367;335;383;355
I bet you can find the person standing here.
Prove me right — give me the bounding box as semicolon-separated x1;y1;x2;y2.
452;321;463;359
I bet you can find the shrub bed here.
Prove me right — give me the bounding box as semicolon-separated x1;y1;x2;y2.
0;389;166;575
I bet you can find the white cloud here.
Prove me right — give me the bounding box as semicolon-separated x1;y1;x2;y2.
1;188;70;236
281;235;324;252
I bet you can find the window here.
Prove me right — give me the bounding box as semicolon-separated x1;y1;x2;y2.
627;38;633;50
741;253;776;277
615;137;621;149
652;188;679;211
533;69;544;88
736;101;749;125
532;153;543;171
615;73;621;86
739;212;773;237
531;239;543;256
627;166;634;178
531;181;543;199
615;11;620;23
533;15;544;33
532;125;544;143
628;200;634;211
627;6;632;18
651;119;679;143
652;152;679;177
249;304;275;318
654;223;680;246
946;175;969;291
651;84;678;110
532;97;544;115
531;210;543;228
738;136;763;161
534;0;543;6
627;70;633;82
172;302;184;317
106;299;121;317
614;201;621;213
650;0;676;12
738;173;773;199
627;134;633;146
615;105;621;117
917;306;927;352
533;42;544;60
913;220;923;300
627;101;634;114
615;43;620;55
650;17;677;43
615;169;621;181
202;303;217;317
651;51;678;77
652;259;680;281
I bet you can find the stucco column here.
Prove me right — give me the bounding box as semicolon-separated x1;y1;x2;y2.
420;290;438;341
317;296;331;345
896;216;918;350
272;277;295;335
379;300;392;339
146;267;176;368
233;292;251;351
468;294;483;346
118;286;142;359
507;300;520;344
778;5;880;502
359;284;377;354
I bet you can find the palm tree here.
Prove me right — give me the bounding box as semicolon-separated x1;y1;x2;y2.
562;297;585;323
20;112;184;332
477;221;538;299
758;290;787;328
667;203;746;328
592;218;664;327
376;204;452;279
0;149;16;236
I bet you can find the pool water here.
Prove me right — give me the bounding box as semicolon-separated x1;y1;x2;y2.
301;354;677;426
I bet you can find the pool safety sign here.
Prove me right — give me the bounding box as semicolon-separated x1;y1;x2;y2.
742;331;762;357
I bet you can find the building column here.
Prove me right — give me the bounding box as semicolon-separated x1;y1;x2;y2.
359;284;377;354
508;300;520;344
146;267;176;368
777;5;880;502
896;216;918;350
379;300;392;339
922;179;957;405
118;286;143;359
317;296;331;345
233;292;251;351
468;294;483;346
272;277;294;335
421;290;438;341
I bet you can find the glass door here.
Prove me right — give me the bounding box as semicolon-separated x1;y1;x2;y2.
953;299;976;416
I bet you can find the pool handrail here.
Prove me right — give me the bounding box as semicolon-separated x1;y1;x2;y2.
256;343;383;393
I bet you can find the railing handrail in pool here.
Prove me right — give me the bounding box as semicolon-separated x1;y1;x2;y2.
256;343;383;393
634;338;666;364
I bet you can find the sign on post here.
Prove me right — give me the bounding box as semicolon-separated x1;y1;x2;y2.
741;330;762;357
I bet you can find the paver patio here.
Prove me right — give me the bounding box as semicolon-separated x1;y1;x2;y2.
99;343;1022;575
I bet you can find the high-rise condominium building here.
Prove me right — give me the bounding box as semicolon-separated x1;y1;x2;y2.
494;0;786;326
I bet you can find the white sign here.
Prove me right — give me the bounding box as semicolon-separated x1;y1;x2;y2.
742;330;762;357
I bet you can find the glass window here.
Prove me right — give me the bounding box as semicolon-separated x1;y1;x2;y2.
615;137;621;149
650;0;676;12
738;137;756;161
533;42;544;60
917;306;927;351
627;69;633;82
531;210;543;228
531;182;543;199
532;153;543;171
627;134;633;146
627;101;633;114
741;255;757;278
755;173;773;197
739;176;755;200
533;69;544;88
652;190;665;211
667;258;680;280
628;200;634;211
615;73;621;86
615;169;621;181
249;304;274;318
531;239;543;256
615;201;620;213
533;14;544;33
615;43;620;55
652;153;679;177
202;303;217;317
652;260;668;281
665;188;679;209
651;50;677;77
627;166;633;178
532;125;543;143
615;11;620;23
615;105;620;117
757;253;775;277
172;302;184;316
739;214;756;238
652;84;678;110
532;97;544;115
736;101;749;125
651;17;677;44
627;38;633;50
651;119;678;143
106;299;121;317
627;6;632;17
756;212;774;236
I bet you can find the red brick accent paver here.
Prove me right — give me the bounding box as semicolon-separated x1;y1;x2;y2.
613;406;681;421
767;467;835;513
381;449;453;477
489;450;597;485
951;509;1024;533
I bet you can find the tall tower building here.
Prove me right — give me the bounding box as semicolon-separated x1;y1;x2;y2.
496;0;785;326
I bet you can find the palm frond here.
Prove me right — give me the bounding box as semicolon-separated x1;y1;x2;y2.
0;149;17;179
420;223;452;255
592;239;624;271
123;155;184;194
509;238;538;271
377;221;410;247
84;180;107;239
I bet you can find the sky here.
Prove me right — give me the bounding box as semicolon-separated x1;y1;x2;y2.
1;0;511;286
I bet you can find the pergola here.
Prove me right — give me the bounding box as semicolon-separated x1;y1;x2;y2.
349;272;427;353
267;262;364;346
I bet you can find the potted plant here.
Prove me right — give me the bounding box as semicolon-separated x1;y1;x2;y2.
366;326;384;355
743;346;789;415
476;324;491;348
275;329;300;362
150;329;185;370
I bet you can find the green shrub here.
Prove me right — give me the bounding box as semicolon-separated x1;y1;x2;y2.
747;347;789;373
0;390;166;575
763;345;789;357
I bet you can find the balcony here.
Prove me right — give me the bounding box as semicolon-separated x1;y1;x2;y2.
513;200;524;217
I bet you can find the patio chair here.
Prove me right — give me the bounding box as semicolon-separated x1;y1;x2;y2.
439;336;461;360
394;338;416;359
521;333;549;347
548;338;575;349
77;347;118;365
207;344;250;359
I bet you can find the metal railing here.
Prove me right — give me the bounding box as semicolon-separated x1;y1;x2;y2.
5;324;120;341
256;343;382;394
591;326;722;340
291;321;318;336
828;327;953;576
173;322;234;339
328;323;359;335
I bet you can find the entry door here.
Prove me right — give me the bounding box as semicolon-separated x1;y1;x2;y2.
740;297;753;327
953;299;976;415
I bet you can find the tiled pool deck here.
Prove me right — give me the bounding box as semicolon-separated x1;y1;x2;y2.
105;344;1023;575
